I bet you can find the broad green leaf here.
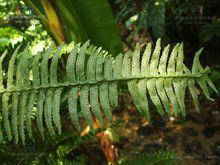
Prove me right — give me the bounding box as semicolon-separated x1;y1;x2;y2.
28;0;122;55
54;0;122;55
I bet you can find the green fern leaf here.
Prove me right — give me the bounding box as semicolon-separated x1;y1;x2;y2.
132;43;141;77
50;45;63;85
0;38;217;143
149;38;161;75
96;56;104;81
26;90;36;139
155;79;170;114
122;151;180;165
41;44;54;86
137;79;150;119
80;85;93;127
76;41;89;82
147;79;164;115
114;53;123;79
68;87;80;131
32;52;41;87
44;89;55;136
11;92;19;143
7;45;21;88
36;90;45;140
128;80;144;115
0;50;7;88
19;91;29;144
52;87;63;135
141;43;152;76
89;85;103;125
2;93;12;141
66;44;80;83
87;52;97;83
99;83;112;121
122;52;132;78
0;50;7;142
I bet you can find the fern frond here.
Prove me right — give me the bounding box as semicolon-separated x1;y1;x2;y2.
0;39;217;143
121;150;180;165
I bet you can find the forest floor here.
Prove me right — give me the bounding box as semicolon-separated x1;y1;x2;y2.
112;93;220;165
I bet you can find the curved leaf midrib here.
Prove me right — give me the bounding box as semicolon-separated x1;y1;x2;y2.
0;70;208;94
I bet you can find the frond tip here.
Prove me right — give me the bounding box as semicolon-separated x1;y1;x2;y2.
0;39;217;143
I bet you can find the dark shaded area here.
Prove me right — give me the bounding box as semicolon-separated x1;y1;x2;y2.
113;94;220;164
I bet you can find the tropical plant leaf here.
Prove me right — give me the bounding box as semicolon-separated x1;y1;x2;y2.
0;39;217;143
26;0;122;55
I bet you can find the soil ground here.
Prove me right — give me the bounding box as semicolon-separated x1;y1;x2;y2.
112;93;220;165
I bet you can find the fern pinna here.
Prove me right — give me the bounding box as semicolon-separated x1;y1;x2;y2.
0;39;217;144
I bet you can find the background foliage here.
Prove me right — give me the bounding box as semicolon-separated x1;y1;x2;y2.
0;0;219;164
